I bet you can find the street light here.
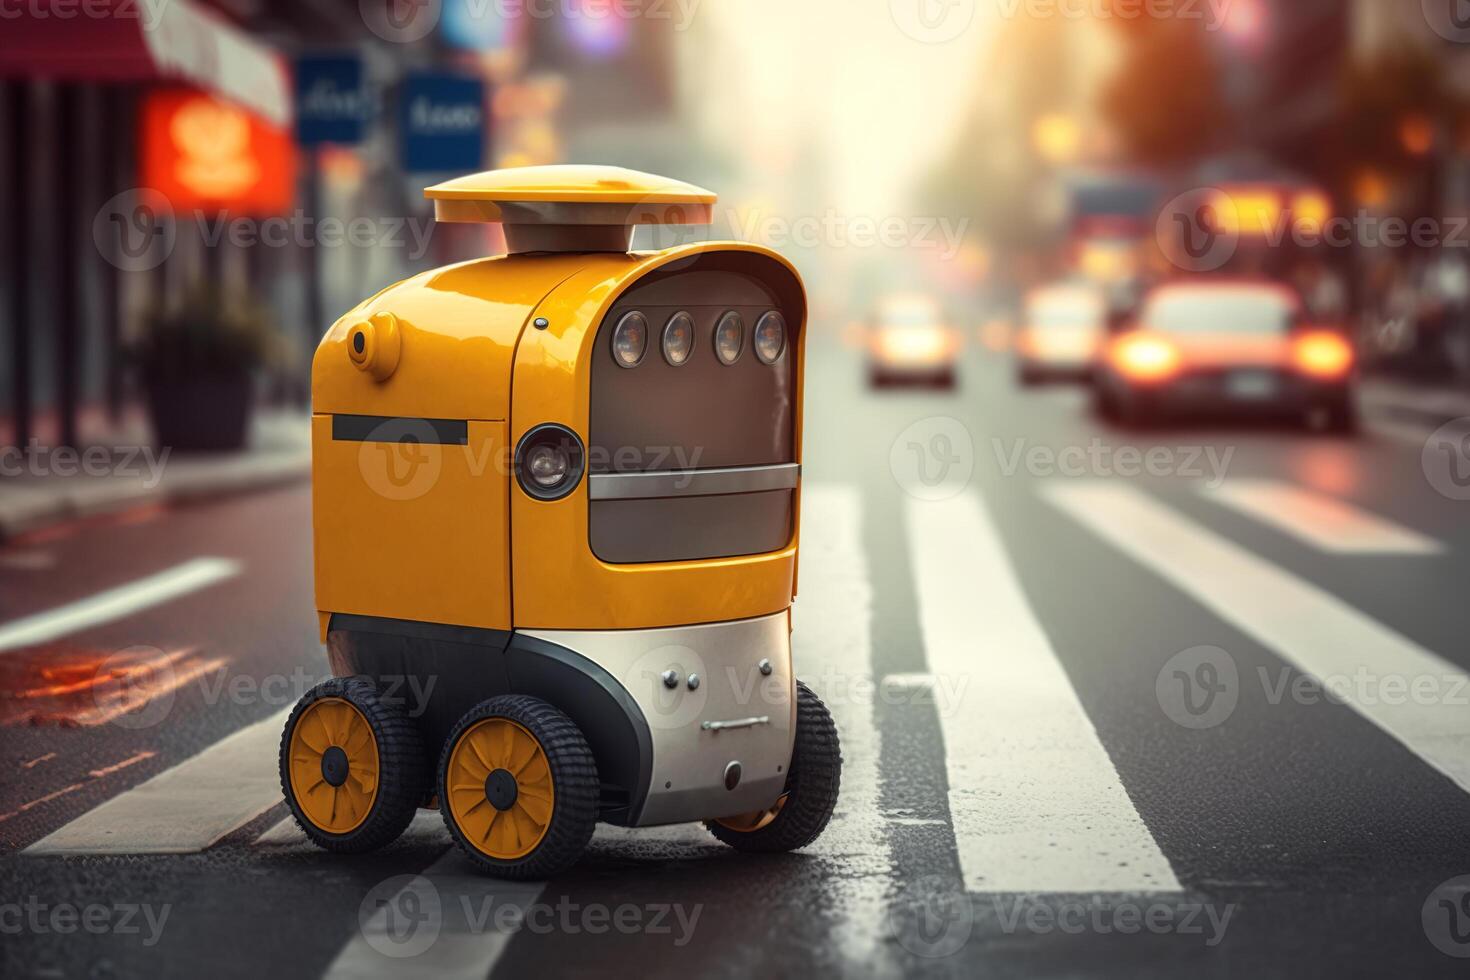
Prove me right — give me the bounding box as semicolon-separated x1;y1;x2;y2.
1032;113;1081;166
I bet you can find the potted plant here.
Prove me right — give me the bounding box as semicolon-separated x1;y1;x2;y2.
131;283;282;452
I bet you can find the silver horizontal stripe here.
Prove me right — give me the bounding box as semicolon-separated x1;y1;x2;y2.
588;463;799;501
701;716;771;732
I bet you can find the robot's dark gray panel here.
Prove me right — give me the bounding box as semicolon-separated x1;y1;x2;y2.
588;262;800;474
590;490;794;564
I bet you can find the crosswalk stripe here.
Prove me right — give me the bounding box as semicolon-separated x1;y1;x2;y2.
0;557;242;654
791;485;891;957
1201;480;1443;554
324;850;545;980
1045;482;1470;794
256;809;448;848
905;492;1182;893
24;707;291;855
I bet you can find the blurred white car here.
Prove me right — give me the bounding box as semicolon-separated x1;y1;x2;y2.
866;294;960;388
1015;284;1107;385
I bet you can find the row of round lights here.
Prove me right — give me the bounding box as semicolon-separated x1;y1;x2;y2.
612;310;787;369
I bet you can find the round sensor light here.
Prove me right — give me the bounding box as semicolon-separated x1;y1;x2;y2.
663;312;695;366
612;311;649;368
714;311;744;365
754;311;787;364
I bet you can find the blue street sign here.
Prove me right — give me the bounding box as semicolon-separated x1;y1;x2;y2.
295;54;371;146
400;72;486;174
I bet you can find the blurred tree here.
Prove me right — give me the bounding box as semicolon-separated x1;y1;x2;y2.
1322;46;1459;191
1097;18;1232;172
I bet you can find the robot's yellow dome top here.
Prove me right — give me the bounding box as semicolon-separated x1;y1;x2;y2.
425;165;715;253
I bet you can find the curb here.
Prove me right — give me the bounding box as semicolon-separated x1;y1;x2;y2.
0;451;310;543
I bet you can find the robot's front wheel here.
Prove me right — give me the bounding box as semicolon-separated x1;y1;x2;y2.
438;695;599;880
705;680;842;853
279;677;430;853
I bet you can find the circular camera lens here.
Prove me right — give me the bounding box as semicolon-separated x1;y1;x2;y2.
714;311;744;365
663;312;695;366
754;311;786;364
515;424;586;501
612;311;649;368
527;444;569;488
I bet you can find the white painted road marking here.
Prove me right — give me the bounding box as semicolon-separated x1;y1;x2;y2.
1202;480;1443;555
0;557;242;653
905;492;1182;894
1047;482;1470;794
257;809;448;848
324;850;545;980
24;707;291;855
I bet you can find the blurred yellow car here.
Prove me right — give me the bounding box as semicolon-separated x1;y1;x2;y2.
1015;283;1107;385
1093;280;1357;432
866;293;960;388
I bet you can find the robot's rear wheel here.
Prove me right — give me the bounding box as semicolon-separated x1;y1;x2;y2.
706;680;842;853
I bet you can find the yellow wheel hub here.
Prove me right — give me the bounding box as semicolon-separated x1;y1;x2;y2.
288;697;380;834
715;793;788;833
446;718;555;861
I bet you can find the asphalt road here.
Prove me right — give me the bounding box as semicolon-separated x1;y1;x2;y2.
4;339;1470;979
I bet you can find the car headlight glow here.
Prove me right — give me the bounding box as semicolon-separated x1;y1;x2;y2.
611;311;649;368
714;311;744;365
662;311;695;366
753;311;786;364
514;424;585;501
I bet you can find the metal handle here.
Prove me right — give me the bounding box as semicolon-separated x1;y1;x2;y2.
700;716;771;732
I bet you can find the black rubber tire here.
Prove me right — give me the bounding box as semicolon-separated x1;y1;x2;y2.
438;695;599;880
705;680;842;853
278;676;429;854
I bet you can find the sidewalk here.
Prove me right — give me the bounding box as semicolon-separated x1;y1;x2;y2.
1359;376;1470;428
0;412;311;542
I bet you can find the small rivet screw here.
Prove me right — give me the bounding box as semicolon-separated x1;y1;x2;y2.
533;317;550;330
687;673;700;691
661;669;679;689
758;658;773;676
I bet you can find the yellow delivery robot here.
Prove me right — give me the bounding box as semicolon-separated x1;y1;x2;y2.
278;166;840;879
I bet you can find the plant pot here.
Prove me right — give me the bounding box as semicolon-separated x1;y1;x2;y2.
145;372;254;453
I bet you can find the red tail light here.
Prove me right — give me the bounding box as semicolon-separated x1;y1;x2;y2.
1292;331;1353;378
1109;333;1181;382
